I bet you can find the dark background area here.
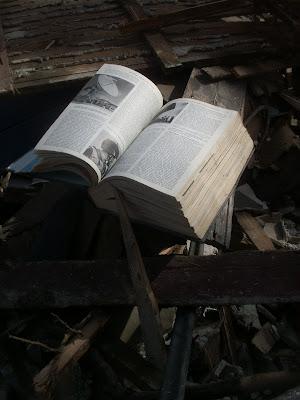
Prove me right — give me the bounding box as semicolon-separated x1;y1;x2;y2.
0;86;81;168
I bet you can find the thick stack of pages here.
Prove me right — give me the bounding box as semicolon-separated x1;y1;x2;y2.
91;109;253;240
34;64;253;240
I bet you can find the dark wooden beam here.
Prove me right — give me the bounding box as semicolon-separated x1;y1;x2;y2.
0;251;299;308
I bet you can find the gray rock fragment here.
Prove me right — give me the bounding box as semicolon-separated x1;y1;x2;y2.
235;184;268;211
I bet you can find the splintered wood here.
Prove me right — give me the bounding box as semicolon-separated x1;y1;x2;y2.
235;211;275;250
33;311;110;398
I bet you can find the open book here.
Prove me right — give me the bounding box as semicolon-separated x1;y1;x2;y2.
34;64;253;240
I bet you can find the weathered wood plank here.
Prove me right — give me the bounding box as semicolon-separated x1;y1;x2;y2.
99;338;162;391
0;18;11;93
202;66;232;81
121;0;182;73
1;2;122;24
232;58;300;79
114;188;166;370
0;251;299;308
0;0;158;94
235;211;276;250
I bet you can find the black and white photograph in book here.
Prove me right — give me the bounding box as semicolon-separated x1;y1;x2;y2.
83;131;120;177
73;74;135;112
151;102;188;124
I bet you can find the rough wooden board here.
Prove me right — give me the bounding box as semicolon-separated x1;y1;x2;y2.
0;251;299;308
33;311;110;398
1;181;92;263
232;58;300;78
8;58;154;93
280;89;300;111
145;33;182;72
1;0;290;93
224;193;235;248
121;0;182;72
235;211;275;250
0;18;11;93
114;188;165;370
183;68;246;116
202;66;232;81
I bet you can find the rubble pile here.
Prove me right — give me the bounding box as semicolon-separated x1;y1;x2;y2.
1;2;300;399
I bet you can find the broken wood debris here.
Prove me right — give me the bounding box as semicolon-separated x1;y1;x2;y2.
1;5;300;399
0;0;298;93
33;310;110;398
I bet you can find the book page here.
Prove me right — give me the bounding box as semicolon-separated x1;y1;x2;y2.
105;98;237;195
35;64;163;181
